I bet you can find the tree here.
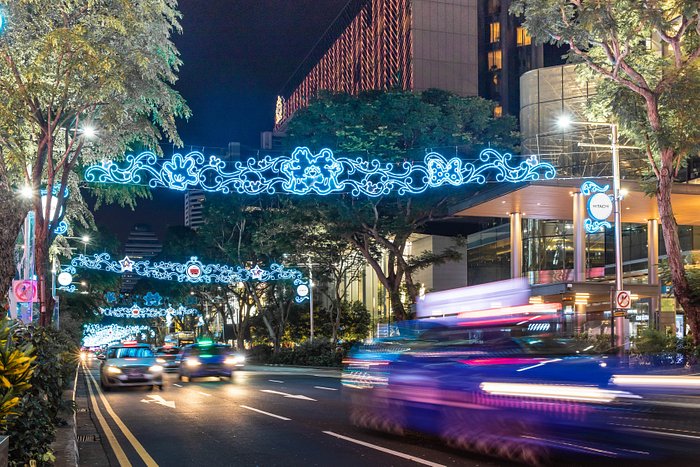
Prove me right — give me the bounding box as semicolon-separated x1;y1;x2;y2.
0;1;190;325
285;89;519;321
512;0;700;343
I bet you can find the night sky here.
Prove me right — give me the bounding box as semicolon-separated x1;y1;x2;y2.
93;0;349;242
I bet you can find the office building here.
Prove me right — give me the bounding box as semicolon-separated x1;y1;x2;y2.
122;224;162;291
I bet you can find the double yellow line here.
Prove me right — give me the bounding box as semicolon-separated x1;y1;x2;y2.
83;363;159;467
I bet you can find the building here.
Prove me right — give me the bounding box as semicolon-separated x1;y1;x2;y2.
183;142;241;229
276;0;480;127
122;224;162;291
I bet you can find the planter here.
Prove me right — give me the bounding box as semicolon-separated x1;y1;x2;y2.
0;435;8;467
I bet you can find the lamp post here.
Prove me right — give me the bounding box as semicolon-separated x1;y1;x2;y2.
308;259;314;344
63;235;90;254
557;116;626;352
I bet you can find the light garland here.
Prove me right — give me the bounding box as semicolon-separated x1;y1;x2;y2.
99;304;200;319
82;323;153;348
84;147;557;197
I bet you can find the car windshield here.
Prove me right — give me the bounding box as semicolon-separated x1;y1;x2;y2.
189;346;230;356
156;347;179;355
107;347;154;359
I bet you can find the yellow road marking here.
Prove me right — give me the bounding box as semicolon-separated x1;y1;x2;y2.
84;364;159;466
84;364;133;467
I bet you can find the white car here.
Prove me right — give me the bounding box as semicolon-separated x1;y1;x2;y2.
99;342;163;391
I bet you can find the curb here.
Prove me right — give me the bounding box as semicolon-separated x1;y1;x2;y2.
51;364;79;467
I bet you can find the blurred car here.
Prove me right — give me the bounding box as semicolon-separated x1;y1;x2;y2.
342;311;657;464
155;345;181;372
99;342;163;391
178;341;245;382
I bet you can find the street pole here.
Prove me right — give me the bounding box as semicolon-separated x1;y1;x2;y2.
611;123;627;354
309;261;314;343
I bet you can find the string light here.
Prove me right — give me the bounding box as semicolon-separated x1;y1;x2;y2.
82;323;153;348
100;305;200;319
84;147;557;197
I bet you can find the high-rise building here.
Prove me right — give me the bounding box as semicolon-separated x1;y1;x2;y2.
276;0;480;128
122;224;162;291
184;142;241;229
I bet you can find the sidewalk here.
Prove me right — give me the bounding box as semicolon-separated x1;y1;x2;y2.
52;365;111;467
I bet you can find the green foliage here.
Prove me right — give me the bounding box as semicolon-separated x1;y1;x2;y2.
285;89;517;320
5;326;78;466
266;341;348;367
0;319;34;431
660;254;700;308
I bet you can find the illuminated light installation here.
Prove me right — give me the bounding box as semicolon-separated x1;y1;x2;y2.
143;292;163;306
84;147;557;198
99;305;200;319
70;253;310;303
57;266;77;293
581;181;613;233
82;323;153;348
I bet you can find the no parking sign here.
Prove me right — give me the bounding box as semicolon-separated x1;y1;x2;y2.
12;280;37;303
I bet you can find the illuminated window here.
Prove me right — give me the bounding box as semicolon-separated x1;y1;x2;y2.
489;22;500;43
516;27;532;46
492;74;499;86
488;50;502;70
494;106;503;117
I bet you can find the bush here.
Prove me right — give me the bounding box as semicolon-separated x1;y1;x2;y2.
0;319;34;431
254;340;358;367
5;325;78;466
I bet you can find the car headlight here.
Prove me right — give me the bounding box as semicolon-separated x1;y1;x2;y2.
185;358;201;367
106;366;122;375
149;365;164;373
224;355;245;365
156;357;167;364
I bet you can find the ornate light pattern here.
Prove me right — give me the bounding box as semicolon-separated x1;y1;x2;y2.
70;253;310;303
143;292;163;306
84;147;556;197
82;323;153;348
57;265;77;292
581;181;613;233
99;305;200;319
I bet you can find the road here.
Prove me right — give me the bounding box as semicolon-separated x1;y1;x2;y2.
80;360;507;467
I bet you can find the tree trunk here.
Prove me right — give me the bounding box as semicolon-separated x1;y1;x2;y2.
657;163;700;344
35;234;53;327
0;184;28;314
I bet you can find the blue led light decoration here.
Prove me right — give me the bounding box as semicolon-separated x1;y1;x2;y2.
100;305;200;319
70;253;310;303
84;147;557;197
82;324;153;348
57;265;77;293
142;292;163;306
581;181;614;233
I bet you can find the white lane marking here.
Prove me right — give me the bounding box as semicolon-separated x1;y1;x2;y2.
322;431;445;467
268;379;284;383
260;389;316;401
614;423;700;439
197;391;212;397
314;386;338;391
140;394;176;409
240;405;291;421
173;383;183;388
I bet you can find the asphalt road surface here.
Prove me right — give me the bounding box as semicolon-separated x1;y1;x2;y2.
81;360;513;467
80;360;700;467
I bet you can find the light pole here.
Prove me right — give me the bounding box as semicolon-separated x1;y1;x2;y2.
557;116;626;352
308;259;314;343
63;235;90;254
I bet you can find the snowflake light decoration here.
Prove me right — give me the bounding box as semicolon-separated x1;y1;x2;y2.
82;323;153;348
100;305;200;319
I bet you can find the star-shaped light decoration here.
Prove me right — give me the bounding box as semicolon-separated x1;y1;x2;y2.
250;265;264;280
119;256;134;272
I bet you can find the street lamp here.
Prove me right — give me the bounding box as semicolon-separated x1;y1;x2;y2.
557;116;626;352
63;235;90;254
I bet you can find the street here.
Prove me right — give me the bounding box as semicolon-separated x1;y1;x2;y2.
80;360;506;467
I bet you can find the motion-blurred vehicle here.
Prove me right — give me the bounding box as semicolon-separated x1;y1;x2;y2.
155;345;181;372
342;306;661;464
178;341;245;382
99;342;163;391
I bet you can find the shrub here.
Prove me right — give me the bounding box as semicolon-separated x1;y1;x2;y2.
5;325;78;466
0;319;34;431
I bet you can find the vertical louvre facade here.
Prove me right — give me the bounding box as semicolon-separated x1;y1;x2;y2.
281;0;413;125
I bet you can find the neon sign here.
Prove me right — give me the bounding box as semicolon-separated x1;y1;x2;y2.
581;181;613;233
100;305;200;319
84;147;556;197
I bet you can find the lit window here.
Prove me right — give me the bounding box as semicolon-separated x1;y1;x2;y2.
517;27;532;46
489;22;500;43
494;106;503;117
492;74;499;86
488;50;502;70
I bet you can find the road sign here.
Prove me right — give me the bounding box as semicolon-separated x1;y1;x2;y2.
613;310;627;318
12;280;37;302
615;290;631;310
